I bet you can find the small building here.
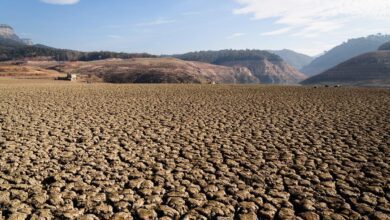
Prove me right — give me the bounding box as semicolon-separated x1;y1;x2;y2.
57;73;77;81
67;73;77;81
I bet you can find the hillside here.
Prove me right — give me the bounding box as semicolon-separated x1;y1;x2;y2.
379;41;390;50
0;24;155;61
174;50;306;84
48;58;259;84
0;39;155;61
268;49;313;70
301;34;390;76
301;51;390;86
0;63;63;78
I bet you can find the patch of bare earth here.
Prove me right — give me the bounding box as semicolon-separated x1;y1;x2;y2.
0;82;389;219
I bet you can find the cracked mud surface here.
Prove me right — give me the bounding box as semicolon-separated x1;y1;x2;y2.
0;81;389;219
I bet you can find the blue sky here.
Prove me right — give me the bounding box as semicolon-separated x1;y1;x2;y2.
1;0;389;56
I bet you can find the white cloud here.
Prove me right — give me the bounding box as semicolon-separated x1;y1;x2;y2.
40;0;79;5
227;32;246;39
108;35;122;39
261;27;292;36
234;0;390;36
137;18;176;26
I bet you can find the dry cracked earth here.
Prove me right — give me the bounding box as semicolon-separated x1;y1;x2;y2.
0;80;389;220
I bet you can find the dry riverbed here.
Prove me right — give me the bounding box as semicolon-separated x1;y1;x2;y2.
0;80;389;219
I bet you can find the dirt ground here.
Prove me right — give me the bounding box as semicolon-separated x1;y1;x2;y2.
0;79;389;220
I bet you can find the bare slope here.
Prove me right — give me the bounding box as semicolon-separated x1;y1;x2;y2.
268;49;313;70
53;58;259;84
0;62;63;78
301;51;390;86
174;50;306;84
301;34;390;76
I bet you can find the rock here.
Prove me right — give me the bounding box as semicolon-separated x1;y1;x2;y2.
137;208;157;220
370;212;390;220
301;199;316;211
112;212;133;220
299;212;320;220
276;208;295;220
77;214;100;220
8;213;28;220
0;191;10;204
238;201;258;212
157;205;180;218
239;212;257;220
63;209;83;219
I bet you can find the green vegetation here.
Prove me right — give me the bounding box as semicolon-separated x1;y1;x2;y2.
173;49;282;64
0;38;155;61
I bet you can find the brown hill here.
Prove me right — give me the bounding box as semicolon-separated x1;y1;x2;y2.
301;51;390;86
173;50;306;84
0;63;62;79
52;58;259;84
217;59;306;84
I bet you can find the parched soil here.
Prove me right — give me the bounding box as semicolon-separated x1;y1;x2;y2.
0;81;389;220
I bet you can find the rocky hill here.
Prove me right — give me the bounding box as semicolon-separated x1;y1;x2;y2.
0;24;32;45
301;34;390;77
174;50;306;84
267;49;313;70
49;58;259;84
301;51;390;86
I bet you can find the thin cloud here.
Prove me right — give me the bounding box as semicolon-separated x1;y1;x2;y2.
234;0;390;36
108;35;122;39
137;18;176;26
261;27;292;36
227;33;246;39
40;0;79;5
181;11;202;16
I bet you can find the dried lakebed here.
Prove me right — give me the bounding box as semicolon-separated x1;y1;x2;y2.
0;82;389;220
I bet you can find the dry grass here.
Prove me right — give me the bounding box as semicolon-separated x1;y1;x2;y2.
0;80;389;219
0;65;64;79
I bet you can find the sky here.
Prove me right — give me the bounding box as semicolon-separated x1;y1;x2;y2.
1;0;390;56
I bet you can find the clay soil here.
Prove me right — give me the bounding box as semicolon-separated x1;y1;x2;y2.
0;79;389;220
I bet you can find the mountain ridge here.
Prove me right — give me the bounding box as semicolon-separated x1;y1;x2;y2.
267;49;313;70
301;50;390;86
301;34;390;77
173;50;306;84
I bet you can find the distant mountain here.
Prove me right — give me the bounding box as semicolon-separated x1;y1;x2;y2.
379;41;390;50
50;58;259;84
0;24;32;45
0;24;154;62
267;49;313;70
301;34;390;77
301;51;390;86
174;50;306;84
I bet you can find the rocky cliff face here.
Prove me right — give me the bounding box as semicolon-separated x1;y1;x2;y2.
51;58;260;84
0;24;19;40
0;24;32;45
173;50;306;84
217;59;307;84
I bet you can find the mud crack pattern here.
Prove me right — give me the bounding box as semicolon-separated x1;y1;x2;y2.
0;82;389;220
